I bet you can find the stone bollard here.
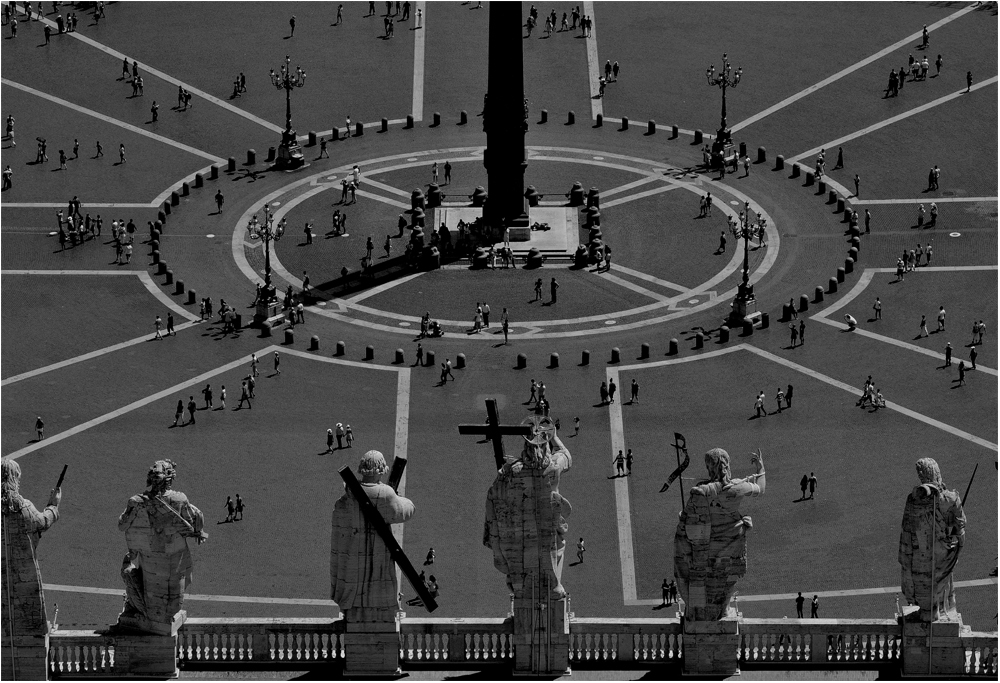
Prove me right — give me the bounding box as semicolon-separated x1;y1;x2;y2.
845;257;854;274
805;171;815;186
170;191;180;206
395;349;404;364
158;209;167;224
581;349;590;365
187;289;197;305
817;180;826;195
742;320;754;336
775;155;784;171
621;116;629;131
568;182;584;206
587;187;601;208
355;122;364;137
849;246;859;262
194;173;204;188
381;118;389;133
761;312;770;329
843;207;853;222
647;120;656;135
837;197;845;212
757;146;767;164
719;326;730;343
781;303;791;321
150;239;159;253
175;279;184;295
151;250;160;265
181;182;190;196
405;115;414;129
266;147;276;163
668;338;679;355
284;328;294;345
837;266;846;283
261;321;272;337
427;184;442;208
516;353;527;369
611;347;621;363
158;261;168;275
694;129;703;144
540;109;548;124
814;286;824;303
411;189;426;211
228;157;236;172
671;124;679;138
210;165;220;180
640;343;650;359
567;111;575;125
850;236;861;250
365;345;375;361
791;164;800;178
456;353;466;369
308;131;317;146
234;314;242;331
549;352;559;368
247;149;256;165
595;113;603;127
460;110;468;125
425;350;435;367
739;141;747;158
336;340;346;357
432;112;441;127
695;332;704;349
798;294;809;312
828;190;837;204
310;335;320;351
829;277;838;293
163;202;173;217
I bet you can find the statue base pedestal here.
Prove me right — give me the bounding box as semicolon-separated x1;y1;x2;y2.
114;608;187;637
511;595;570;676
343;617;401;676
111;631;181;677
1;633;49;681
681;614;741;676
900;607;968;677
253;300;283;327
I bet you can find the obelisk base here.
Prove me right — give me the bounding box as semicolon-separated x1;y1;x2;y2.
681;612;741;676
900;607;968;677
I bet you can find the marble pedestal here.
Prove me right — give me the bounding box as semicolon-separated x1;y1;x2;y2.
1;633;49;681
343;616;401;676
511;596;570;676
900;607;968;677
434;207;578;258
682;612;741;676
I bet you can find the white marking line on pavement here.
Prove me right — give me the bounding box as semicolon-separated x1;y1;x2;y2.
597;273;670;302
2;203;152;209
2;79;225;164
853;197;999;205
363;177;413;198
601;184;682;209
608;264;688;293
355;189;412;209
601;175;663;198
42;583;336;606
730;4;978;133
788;77;999;163
5;346;408;461
811;266;998;376
742;345;998;452
345;272;426;304
606;367;636;604
628;578;998;606
26;12;284;135
583;0;602;120
411;1;426;122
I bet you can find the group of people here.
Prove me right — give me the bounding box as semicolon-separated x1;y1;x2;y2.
894;242;934;280
855;375;885;411
526;5;592;38
325;423;354;452
222;494;246;523
884;50;945;98
753;386;794;416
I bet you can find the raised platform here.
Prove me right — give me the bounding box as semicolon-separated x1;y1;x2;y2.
433;207;579;257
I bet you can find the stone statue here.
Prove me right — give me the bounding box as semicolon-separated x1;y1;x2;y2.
1;458;61;636
331;450;414;622
484;416;572;599
115;459;207;635
899;457;966;621
674;448;765;621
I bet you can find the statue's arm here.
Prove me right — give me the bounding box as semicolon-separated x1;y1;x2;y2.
21;497;58;535
118;494;144;531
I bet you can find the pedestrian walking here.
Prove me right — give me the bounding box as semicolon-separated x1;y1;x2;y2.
957;361;966;385
153;315;163;340
289;14;296;36
550;277;559;303
966;70;972;93
754;391;766;418
326;429;335;453
345;424;354;448
237;381;252;409
166;313;175;336
533;278;543;301
599;381;609;404
443;160;452;184
853;174;860;198
274;350;280;374
790;323;798;347
335;423;345;449
186;396;197;425
935;54;942;77
920;315;928;338
219;385;226;409
944;342;952;366
796;592;805;618
444;359;455;380
775;387;785;413
424;547;435;566
35;416;44;441
811;595;819;618
173;399;184;426
202;383;213;409
785;384;793;408
574;416;580;436
937;306;946;331
235;494;245;521
625;449;633;475
613;450;625;476
630;379;639;403
224;496;235;522
970;345;977;370
608;379;617;403
577;538;586;563
800;473;809;499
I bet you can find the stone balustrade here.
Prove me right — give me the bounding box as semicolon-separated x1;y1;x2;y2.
43;616;997;678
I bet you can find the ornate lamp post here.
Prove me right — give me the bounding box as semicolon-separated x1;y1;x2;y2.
270;55;306;168
728;215;759;327
705;54;742;160
247;205;286;320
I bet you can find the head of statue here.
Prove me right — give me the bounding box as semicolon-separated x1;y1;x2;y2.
518;416;556;470
915;457;943;487
704;448;732;484
358;450;388;481
145;459;177;496
2;458;22;509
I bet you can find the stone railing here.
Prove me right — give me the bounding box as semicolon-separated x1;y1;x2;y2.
399;617;513;665
569;617;683;666
45;616;997;677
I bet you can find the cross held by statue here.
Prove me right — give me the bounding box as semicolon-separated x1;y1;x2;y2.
458;399;535;470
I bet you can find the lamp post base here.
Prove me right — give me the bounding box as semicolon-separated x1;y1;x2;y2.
276;141;305;168
727;296;761;328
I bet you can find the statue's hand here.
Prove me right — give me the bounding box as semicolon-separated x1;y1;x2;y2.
47;487;62;508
